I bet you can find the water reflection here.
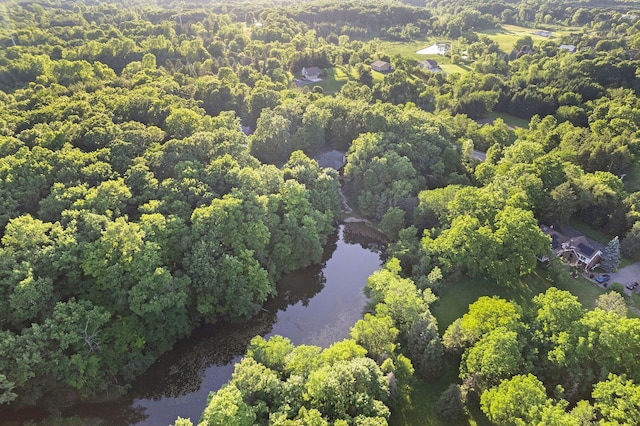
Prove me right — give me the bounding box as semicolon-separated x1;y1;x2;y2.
52;224;383;425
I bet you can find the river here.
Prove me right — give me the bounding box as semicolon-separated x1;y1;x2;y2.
56;222;384;425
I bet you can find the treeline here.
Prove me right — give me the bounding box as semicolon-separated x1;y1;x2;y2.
421;0;640;28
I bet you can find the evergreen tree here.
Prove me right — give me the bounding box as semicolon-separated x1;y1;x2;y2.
601;236;621;273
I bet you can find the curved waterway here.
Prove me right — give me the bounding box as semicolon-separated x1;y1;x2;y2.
58;222;384;425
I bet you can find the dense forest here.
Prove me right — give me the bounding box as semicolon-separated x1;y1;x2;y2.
1;0;640;424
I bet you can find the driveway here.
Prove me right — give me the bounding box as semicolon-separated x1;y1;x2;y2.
609;262;640;295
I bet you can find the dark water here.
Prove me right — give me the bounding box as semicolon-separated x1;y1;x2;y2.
57;223;384;425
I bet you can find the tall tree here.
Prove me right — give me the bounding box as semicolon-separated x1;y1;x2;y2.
601;236;621;273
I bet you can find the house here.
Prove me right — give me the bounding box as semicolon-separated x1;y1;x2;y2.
419;59;441;72
561;236;602;271
540;225;603;271
301;67;322;81
370;60;391;72
315;150;346;171
559;44;577;53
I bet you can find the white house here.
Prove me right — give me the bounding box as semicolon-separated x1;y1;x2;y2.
559;44;577;53
419;59;441;72
370;60;391;72
561;236;602;270
302;67;322;81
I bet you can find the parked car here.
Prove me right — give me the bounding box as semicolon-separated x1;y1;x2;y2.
626;281;639;290
595;274;611;283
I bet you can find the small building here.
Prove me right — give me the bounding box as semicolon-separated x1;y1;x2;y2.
315;150;346;171
419;59;441;72
534;30;552;37
561;236;602;271
302;66;322;81
540;225;603;271
559;44;577;53
370;60;391;72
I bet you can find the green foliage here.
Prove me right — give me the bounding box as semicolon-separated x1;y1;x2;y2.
601;236;621;272
596;291;628;317
350;313;399;361
592;374;640;424
435;384;464;422
406;313;443;380
200;384;256;426
3;0;640;419
198;336;391;426
480;374;548;426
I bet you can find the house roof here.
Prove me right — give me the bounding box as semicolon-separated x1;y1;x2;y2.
577;243;595;257
569;236;599;259
315;150;345;170
559;44;577;52
371;60;390;68
422;59;439;67
303;66;322;76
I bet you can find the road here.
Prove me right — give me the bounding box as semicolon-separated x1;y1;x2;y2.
610;262;640;295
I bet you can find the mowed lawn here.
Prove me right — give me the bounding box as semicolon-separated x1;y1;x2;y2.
479;23;579;52
292;66;355;93
483;111;530;129
379;39;471;75
390;264;607;426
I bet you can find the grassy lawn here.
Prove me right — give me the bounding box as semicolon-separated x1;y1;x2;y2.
566;218;612;245
389;360;491;426
623;161;640;193
431;264;605;334
479;24;578;52
371;69;388;83
292;66;355;94
439;63;470;75
314;67;353;93
378;39;470;75
380;39;435;61
484;111;530;129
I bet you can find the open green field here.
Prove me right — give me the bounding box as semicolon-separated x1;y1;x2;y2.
479;23;579;52
292;66;356;94
484;111;530;129
379;39;471;75
381;40;432;60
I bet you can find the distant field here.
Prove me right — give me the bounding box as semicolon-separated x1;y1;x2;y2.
292;66;355;94
479;23;579;52
380;39;436;60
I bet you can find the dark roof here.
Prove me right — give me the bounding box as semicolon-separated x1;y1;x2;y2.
424;59;438;67
551;235;560;250
577;243;595;257
315;150;346;170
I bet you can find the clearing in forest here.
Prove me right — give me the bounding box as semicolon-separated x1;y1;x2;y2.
479;23;578;51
